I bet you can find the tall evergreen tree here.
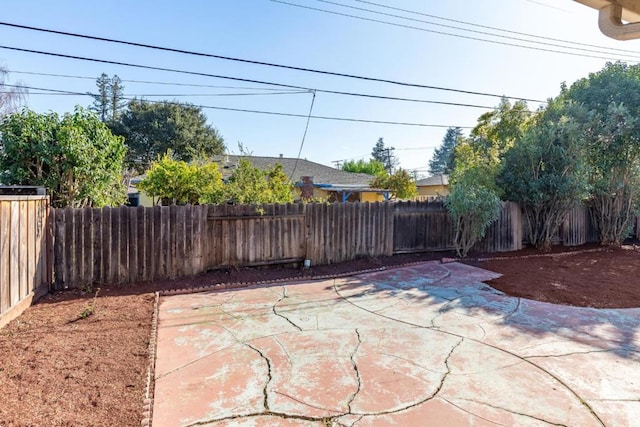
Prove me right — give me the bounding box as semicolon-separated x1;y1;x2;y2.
90;73;126;123
108;75;126;122
371;137;398;173
429;127;462;175
90;73;110;122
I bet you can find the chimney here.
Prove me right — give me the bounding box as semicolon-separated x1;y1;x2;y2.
300;176;314;200
279;153;283;158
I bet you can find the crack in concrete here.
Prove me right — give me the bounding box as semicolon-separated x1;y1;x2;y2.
244;342;272;412
273;286;303;331
526;348;639;359
274;390;345;414
453;398;569;426
346;329;362;414
429;296;463;328
185;411;333;426
332;281;606;426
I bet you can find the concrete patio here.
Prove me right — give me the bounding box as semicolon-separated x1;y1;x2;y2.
152;261;640;426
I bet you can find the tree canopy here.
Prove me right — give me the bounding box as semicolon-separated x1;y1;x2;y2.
0;107;127;208
90;73;126;123
112;99;226;172
428;127;462;175
371;137;398;173
370;168;417;200
341;159;387;177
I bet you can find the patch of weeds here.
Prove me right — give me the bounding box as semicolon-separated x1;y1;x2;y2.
79;283;94;295
77;288;100;320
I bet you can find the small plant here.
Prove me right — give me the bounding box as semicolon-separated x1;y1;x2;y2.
77;288;100;320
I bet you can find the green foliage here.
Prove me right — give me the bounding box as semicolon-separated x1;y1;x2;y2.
90;73;126;123
371;137;398;173
139;155;293;205
0;107;127;208
447;119;507;257
225;159;294;205
370;168;417;200
562;62;640;245
138;152;200;205
445;182;503;258
429;127;462;175
113;99;225;172
341;159;387;177
499;100;589;250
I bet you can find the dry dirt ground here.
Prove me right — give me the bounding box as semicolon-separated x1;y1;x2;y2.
1;247;639;426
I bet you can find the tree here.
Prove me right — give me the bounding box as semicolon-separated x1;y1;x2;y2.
0;66;27;118
341;159;387;177
429;127;462;175
499;100;589;250
225;159;294;205
371;137;398;173
113;99;225;172
0;107;127;208
90;73;111;122
445;135;504;258
108;75;126;123
562;62;640;245
137;152;225;205
370;168;417;200
90;73;126;123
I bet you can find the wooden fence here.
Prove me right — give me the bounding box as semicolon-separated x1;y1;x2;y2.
0;196;50;328
51;201;525;289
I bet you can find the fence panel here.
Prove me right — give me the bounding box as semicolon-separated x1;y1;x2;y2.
476;202;523;253
0;196;50;328
393;201;455;253
205;203;306;267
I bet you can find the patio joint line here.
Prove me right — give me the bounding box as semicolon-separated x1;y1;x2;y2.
453;398;569;427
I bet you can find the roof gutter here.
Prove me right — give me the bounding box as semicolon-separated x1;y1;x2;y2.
598;3;640;40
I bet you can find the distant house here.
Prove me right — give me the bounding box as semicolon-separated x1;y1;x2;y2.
215;155;391;203
415;174;449;201
127;155;391;206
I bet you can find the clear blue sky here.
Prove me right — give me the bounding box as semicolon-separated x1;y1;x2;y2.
2;0;640;176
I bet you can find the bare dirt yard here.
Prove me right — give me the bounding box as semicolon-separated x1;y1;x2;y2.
1;246;639;426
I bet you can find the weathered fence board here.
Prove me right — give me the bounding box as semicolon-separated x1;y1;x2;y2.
0;196;50;328
48;201;640;290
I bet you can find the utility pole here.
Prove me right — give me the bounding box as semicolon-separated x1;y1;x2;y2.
333;160;343;169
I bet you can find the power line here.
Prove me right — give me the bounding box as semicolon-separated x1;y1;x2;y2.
1;48;546;106
315;0;640;60
353;0;640;55
289;90;316;181
0;21;545;102
270;0;638;63
3;83;473;128
10;70;303;91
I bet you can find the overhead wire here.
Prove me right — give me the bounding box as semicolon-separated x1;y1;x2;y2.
0;22;545;102
269;0;638;63
353;0;640;55
314;0;640;59
289;90;316;181
1;83;473;128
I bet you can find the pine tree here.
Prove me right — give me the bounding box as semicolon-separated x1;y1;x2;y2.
108;75;126;123
371;137;398;173
429;127;462;175
90;73;110;122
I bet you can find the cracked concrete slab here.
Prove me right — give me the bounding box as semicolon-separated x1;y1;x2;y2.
153;261;640;426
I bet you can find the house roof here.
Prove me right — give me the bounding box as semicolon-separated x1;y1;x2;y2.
213;155;375;187
416;174;449;187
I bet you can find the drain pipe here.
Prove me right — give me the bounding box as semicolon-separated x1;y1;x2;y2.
598;3;640;40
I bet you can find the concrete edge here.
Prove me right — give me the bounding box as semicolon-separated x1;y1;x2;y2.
141;292;160;427
156;259;453;297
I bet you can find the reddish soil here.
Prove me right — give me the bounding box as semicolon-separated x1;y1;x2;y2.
1;247;639;426
473;245;640;309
